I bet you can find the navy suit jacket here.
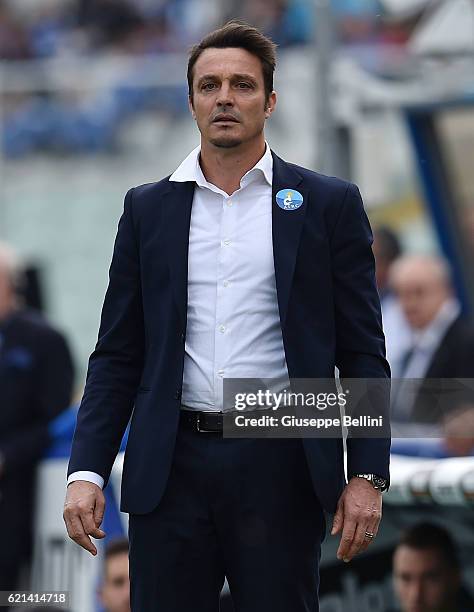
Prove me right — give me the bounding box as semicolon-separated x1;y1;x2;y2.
68;152;391;515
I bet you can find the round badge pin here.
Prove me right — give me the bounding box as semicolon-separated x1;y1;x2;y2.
276;189;304;211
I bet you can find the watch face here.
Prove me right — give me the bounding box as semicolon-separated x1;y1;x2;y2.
373;475;387;490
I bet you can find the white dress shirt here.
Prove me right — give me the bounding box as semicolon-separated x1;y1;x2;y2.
68;144;289;489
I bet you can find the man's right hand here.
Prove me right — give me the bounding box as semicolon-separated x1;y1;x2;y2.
63;480;106;555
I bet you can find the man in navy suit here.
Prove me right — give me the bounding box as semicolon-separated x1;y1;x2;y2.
64;21;390;611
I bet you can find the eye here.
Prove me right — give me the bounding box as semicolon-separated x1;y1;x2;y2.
201;82;216;91
236;82;252;89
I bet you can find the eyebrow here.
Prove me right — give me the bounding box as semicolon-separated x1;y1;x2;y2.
197;73;258;85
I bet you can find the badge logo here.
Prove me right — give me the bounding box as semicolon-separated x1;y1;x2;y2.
276;189;304;211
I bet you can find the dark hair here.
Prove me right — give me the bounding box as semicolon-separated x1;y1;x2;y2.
187;20;277;102
104;536;129;563
374;226;402;263
396;522;459;569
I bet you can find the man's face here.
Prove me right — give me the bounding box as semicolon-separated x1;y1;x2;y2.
393;275;449;330
393;545;459;612
99;552;130;612
189;47;276;150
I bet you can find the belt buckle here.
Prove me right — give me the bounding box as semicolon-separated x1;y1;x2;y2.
196;412;216;433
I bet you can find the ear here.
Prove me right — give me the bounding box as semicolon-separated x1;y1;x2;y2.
264;91;277;119
188;96;196;120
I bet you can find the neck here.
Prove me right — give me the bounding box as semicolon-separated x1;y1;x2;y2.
199;136;266;195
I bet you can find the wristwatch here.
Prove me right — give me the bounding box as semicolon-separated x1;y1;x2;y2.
351;473;388;492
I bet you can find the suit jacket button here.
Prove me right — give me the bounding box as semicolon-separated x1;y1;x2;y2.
181;333;185;342
174;390;182;400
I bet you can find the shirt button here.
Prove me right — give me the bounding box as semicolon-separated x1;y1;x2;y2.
223;280;230;287
219;325;226;333
227;200;233;207
222;239;231;246
217;369;225;377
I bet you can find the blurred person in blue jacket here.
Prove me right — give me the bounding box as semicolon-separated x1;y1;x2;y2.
0;242;74;589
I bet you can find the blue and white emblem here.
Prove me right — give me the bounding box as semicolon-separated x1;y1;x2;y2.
276;189;304;211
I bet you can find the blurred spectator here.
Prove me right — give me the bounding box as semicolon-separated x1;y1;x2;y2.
0;242;74;589
99;537;131;612
389;254;474;424
392;522;474;612
372;225;411;370
226;0;313;46
74;0;144;51
227;0;285;43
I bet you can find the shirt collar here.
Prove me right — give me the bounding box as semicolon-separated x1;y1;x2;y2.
169;142;273;190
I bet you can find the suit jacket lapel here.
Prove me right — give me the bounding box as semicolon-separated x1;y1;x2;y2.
162;180;195;329
271;152;308;327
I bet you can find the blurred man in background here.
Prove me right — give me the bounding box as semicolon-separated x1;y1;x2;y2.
392;522;474;612
99;537;131;612
389;254;474;424
0;242;74;589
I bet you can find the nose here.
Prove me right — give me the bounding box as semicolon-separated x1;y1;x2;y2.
216;80;234;107
407;582;424;607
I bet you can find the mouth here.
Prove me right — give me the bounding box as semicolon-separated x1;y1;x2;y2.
212;115;239;124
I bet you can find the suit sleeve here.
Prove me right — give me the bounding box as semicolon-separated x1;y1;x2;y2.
330;183;391;483
0;328;74;473
67;188;145;487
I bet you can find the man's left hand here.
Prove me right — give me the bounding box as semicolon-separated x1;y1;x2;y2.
331;477;382;562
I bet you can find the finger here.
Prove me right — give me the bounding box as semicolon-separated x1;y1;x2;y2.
343;521;368;561
81;504;106;539
64;511;97;555
359;519;380;553
359;505;382;553
331;502;344;535
336;517;356;560
93;494;105;529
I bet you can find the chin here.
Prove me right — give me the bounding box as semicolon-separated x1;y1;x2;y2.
209;136;243;149
211;139;242;149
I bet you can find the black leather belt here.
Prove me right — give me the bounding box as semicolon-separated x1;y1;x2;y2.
180;408;224;433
